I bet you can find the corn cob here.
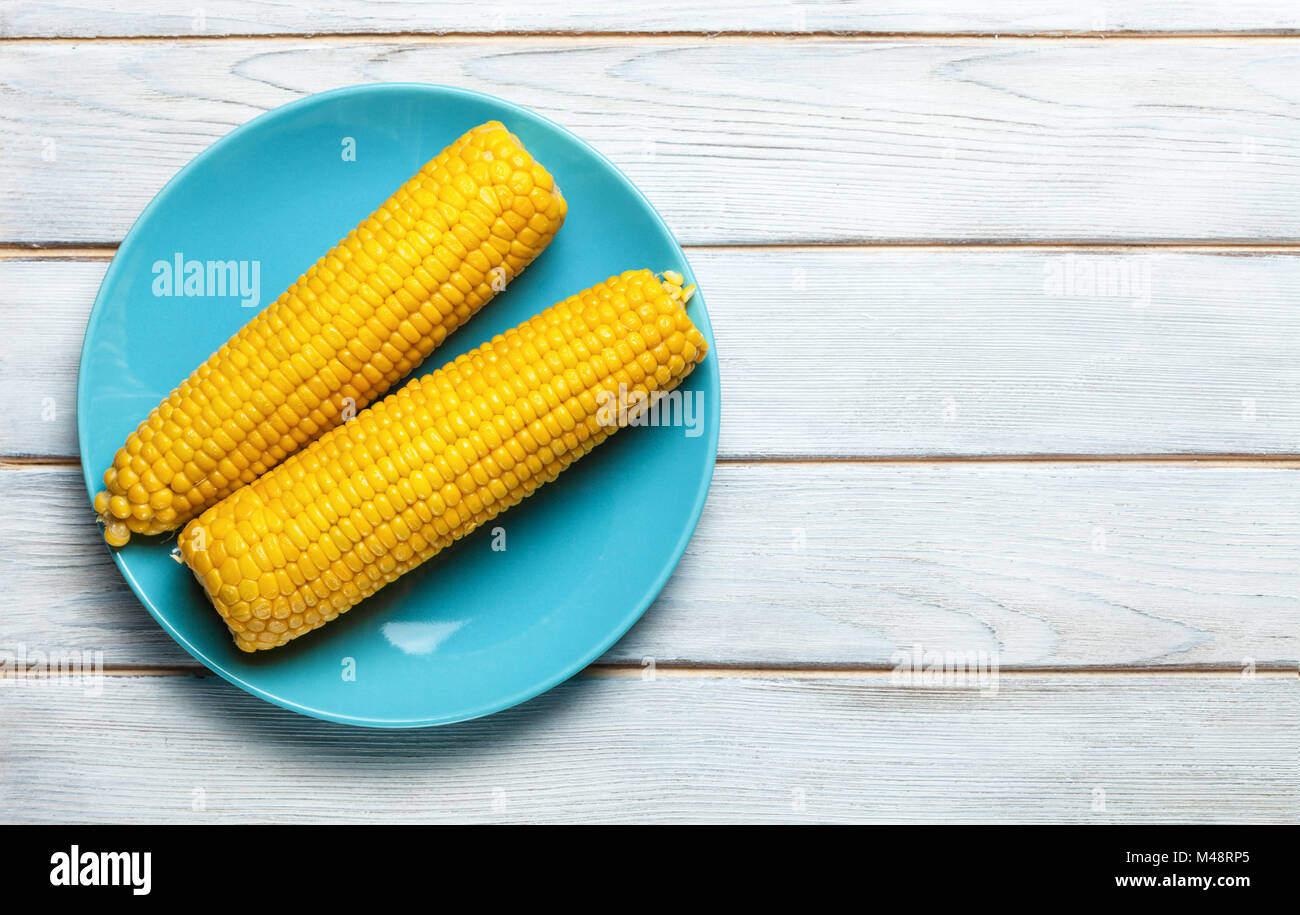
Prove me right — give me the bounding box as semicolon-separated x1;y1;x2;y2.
178;269;707;652
93;121;567;547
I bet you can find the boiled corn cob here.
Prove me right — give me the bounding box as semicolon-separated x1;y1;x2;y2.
178;269;707;652
93;121;567;546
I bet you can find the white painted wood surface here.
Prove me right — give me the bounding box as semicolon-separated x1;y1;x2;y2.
8;39;1300;245
1;673;1295;823
2;7;1298;823
4;1;1300;38
6;249;1300;459
6;463;1300;668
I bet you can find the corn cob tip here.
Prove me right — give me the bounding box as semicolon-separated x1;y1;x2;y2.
98;520;131;549
91;490;124;546
656;272;700;309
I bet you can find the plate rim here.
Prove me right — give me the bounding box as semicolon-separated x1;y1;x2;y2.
75;82;721;728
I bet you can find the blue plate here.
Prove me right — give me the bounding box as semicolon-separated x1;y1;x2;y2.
76;84;719;727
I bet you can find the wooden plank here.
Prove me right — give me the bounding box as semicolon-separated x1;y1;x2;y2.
0;673;1293;822
3;1;1299;38
0;259;99;458
707;248;1300;458
7;39;1300;245
6;463;1299;669
10;249;1300;459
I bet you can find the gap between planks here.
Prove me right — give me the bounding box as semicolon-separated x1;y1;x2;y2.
10;243;1300;262
8;31;1300;44
7;456;1300;470
3;664;1296;681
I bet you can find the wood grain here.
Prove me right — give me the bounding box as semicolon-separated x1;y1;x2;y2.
0;672;1293;822
3;1;1299;38
7;38;1300;245
6;462;1298;668
10;249;1299;460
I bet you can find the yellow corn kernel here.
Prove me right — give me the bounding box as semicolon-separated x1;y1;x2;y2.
180;270;707;652
94;122;566;545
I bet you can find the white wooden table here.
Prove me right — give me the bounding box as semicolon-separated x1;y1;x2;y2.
2;1;1298;823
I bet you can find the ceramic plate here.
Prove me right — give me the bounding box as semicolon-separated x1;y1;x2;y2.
76;84;719;727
